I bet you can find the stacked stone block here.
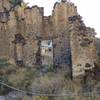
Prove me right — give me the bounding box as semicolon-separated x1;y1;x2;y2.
69;15;97;78
0;0;98;78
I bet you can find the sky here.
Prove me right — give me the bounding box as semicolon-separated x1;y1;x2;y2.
24;0;100;37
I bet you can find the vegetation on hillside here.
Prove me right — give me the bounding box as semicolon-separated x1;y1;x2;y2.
0;59;100;100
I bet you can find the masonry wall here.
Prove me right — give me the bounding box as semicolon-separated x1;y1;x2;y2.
52;1;77;67
42;16;53;38
16;6;44;66
53;31;71;66
69;16;97;77
0;0;44;65
0;0;12;59
0;0;98;78
52;1;77;36
0;23;10;59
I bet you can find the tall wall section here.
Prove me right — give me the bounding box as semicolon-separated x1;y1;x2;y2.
0;0;44;66
52;0;77;67
0;0;98;75
0;0;79;68
52;0;77;36
68;15;97;78
16;6;44;66
0;0;12;59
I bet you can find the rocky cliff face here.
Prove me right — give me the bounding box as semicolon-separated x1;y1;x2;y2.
0;0;98;78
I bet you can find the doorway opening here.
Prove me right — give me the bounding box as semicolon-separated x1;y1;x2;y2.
41;40;53;66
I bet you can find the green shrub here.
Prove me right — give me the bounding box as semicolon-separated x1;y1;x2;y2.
0;76;10;95
0;59;11;68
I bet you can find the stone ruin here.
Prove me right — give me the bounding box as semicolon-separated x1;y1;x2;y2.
0;0;99;79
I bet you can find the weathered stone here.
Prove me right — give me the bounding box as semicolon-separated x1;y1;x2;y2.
52;2;77;36
12;34;25;66
69;17;97;78
0;0;98;79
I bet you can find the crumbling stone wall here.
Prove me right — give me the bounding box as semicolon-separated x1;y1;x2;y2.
0;0;44;65
52;1;77;36
23;38;39;67
53;31;71;66
0;23;10;59
0;0;12;59
17;6;44;66
52;0;77;70
12;33;25;66
68;15;97;78
42;16;53;38
0;0;98;78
